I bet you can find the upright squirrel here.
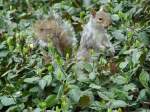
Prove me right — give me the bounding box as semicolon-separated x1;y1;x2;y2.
33;12;77;57
77;7;115;60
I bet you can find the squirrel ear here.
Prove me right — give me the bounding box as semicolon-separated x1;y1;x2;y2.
99;6;106;12
91;9;96;18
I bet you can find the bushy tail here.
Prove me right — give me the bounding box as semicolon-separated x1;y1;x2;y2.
33;8;77;57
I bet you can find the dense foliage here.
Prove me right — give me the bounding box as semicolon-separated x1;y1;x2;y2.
0;0;150;112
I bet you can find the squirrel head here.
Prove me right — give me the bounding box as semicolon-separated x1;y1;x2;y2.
91;7;112;29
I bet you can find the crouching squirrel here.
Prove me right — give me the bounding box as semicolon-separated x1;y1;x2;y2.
33;12;77;58
77;7;115;61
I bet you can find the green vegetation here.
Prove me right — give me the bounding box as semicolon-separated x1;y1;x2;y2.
0;0;150;112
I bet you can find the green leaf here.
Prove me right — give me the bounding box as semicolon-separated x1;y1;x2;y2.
45;95;57;108
55;68;64;81
107;108;113;112
68;86;81;103
112;14;120;21
34;108;41;112
39;101;47;109
77;70;88;82
5;103;25;111
111;76;127;85
106;100;127;109
112;30;126;41
57;85;64;99
119;61;128;69
138;31;150;46
98;92;110;101
132;49;141;65
79;91;93;108
137;89;147;101
24;77;40;83
0;102;3;110
0;43;6;50
79;95;91;108
0;96;16;106
89;72;96;80
135;108;150;112
83;63;93;72
123;83;136;92
38;74;52;90
99;57;107;65
139;70;150;88
89;84;101;90
123;49;135;54
99;0;110;4
39;79;47;90
43;74;52;86
0;50;9;58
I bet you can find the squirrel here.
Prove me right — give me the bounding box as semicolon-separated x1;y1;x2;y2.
32;8;114;61
77;7;115;61
33;11;77;58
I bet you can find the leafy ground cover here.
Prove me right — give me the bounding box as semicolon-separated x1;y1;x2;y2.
0;0;150;112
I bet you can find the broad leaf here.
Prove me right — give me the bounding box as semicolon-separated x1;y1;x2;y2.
39;79;47;90
45;95;57;108
0;96;16;106
132;49;141;65
106;100;127;109
119;61;128;69
24;77;40;83
139;70;150;88
0;50;9;58
68;86;81;103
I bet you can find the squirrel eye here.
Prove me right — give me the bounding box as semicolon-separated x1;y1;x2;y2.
40;28;44;31
99;18;103;21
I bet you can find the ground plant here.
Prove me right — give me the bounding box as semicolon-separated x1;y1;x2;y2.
0;0;150;112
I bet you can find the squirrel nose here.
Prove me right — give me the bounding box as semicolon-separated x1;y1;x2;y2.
104;25;108;29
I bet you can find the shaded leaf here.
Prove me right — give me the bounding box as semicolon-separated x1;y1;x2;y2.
39;79;47;90
0;96;15;106
0;50;9;58
112;30;126;41
24;77;40;83
106;100;127;109
132;49;141;65
139;70;150;88
68;86;81;103
45;95;57;108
